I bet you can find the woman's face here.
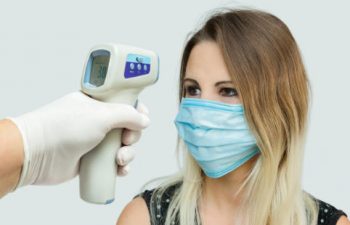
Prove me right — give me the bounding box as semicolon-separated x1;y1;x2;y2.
183;41;242;105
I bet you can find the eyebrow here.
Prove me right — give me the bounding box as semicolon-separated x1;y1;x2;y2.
183;78;234;87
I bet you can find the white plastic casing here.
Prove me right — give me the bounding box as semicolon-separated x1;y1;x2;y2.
79;43;159;204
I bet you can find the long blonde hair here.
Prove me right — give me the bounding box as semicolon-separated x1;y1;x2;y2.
144;7;319;225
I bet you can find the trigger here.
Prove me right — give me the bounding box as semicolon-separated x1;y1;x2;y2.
133;99;139;109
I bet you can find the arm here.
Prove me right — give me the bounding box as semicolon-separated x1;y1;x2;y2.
116;197;151;225
0;119;24;197
1;92;150;199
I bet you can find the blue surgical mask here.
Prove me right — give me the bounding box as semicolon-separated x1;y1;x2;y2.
174;97;260;178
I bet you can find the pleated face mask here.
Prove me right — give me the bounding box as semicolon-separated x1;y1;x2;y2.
174;97;260;178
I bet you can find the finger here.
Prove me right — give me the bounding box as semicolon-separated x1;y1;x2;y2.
104;103;151;131
135;101;149;115
116;146;136;166
117;165;130;176
122;129;142;145
121;101;149;141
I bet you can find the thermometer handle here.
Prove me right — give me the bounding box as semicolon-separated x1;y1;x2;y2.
79;128;122;204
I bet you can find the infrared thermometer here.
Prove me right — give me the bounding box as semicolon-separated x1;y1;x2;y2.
79;43;159;204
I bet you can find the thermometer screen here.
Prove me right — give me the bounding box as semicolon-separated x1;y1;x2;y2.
90;55;110;87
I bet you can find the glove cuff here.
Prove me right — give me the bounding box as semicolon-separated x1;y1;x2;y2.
7;113;45;189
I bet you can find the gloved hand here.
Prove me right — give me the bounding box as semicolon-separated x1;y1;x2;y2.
8;91;150;189
117;102;149;176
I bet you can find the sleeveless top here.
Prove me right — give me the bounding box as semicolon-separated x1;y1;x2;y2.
135;183;348;225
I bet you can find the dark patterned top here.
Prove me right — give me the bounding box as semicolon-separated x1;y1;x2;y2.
135;183;347;225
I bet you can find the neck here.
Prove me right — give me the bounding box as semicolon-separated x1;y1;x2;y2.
201;154;259;210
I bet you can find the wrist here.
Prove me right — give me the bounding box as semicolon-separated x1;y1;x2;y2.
0;119;24;196
7;113;46;187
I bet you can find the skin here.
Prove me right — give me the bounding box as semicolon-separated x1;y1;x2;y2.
0;119;24;197
116;41;349;225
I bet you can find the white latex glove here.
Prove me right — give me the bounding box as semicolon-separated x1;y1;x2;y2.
117;102;149;176
8;91;150;188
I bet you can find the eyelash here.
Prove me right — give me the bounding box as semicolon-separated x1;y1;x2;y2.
184;85;238;97
184;86;200;96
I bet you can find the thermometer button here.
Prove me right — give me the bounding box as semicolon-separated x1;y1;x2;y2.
137;64;142;70
130;63;135;70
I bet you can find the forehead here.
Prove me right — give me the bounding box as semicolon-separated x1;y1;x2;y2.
185;41;232;82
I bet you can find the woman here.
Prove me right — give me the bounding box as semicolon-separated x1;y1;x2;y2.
117;8;349;225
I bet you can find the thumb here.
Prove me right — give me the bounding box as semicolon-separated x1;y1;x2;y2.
103;102;151;131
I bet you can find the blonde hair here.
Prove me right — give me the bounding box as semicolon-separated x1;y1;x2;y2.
143;7;319;225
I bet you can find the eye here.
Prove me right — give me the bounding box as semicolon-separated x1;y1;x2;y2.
219;88;238;97
184;85;201;97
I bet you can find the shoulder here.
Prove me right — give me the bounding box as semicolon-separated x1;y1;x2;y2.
120;182;181;225
116;196;150;225
117;182;181;225
336;216;350;225
315;199;349;225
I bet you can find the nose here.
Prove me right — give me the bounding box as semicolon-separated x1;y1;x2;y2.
199;88;220;102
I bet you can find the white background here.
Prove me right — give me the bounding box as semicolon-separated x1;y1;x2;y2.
0;0;349;224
